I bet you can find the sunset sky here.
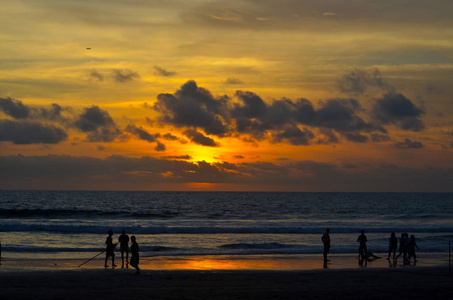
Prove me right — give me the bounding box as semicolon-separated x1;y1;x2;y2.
1;0;452;191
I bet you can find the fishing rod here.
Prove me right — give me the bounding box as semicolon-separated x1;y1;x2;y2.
78;250;106;268
78;242;118;268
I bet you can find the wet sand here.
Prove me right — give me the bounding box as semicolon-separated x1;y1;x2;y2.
0;254;452;299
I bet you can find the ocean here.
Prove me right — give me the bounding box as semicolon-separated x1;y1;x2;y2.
0;191;452;261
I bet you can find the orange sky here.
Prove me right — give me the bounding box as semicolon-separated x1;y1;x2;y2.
1;0;452;191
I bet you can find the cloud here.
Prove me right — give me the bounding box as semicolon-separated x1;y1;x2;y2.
337;68;393;95
223;77;243;85
372;93;425;131
75;106;115;132
89;69;104;81
0;119;67;144
154;65;176;77
344;132;369;143
370;133;390;142
0;97;30;119
393;138;424;149
151;80;393;146
111;69;140;82
125;125;160;143
74;106;122;142
0;154;451;192
161;155;192;160
88;69;139;83
154;80;229;136
155;141;166;151
183;128;220;147
272;126;314;145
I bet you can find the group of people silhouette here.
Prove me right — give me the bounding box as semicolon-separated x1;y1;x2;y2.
388;232;419;264
322;229;420;265
105;230;140;274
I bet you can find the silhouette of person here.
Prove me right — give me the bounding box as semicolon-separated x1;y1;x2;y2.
394;232;409;263
387;232;398;261
407;235;420;263
322;228;331;262
118;230;130;267
129;235;140;274
104;230;117;268
365;251;381;260
357;230;367;260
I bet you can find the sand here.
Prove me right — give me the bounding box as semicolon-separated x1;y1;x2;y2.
0;254;452;299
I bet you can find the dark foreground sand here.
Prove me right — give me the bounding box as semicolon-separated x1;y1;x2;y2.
0;267;452;300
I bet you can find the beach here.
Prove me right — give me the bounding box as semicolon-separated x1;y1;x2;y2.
0;266;452;299
1;254;452;299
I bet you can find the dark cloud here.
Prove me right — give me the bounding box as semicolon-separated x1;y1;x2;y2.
272;126;314;145
234;155;244;159
75;106;115;132
125;125;160;143
232;91;267;119
89;69;140;83
89;69;104;81
372;93;425;131
155;141;166;152
337;68;393;94
224;77;243;85
152;80;392;146
112;69;140;82
154;65;176;77
0;154;451;192
183;129;220;147
39;103;65;121
0;119;67;144
0;97;30;119
154;80;229;136
161;155;192;160
393;138;424;149
74;106;122;142
370;133;391;142
344;132;369;143
162;133;187;144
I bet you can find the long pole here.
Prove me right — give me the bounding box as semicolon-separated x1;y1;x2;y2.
78;250;106;268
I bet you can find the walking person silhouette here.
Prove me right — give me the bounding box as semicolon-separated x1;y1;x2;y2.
104;230;117;268
129;236;140;274
387;232;398;261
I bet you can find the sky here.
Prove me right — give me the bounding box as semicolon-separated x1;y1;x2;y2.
1;0;452;192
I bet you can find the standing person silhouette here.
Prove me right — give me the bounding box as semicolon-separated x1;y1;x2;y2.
357;230;367;260
322;228;331;263
387;232;398;261
104;230;117;268
118;230;130;268
395;233;409;263
129;236;140;274
407;235;420;263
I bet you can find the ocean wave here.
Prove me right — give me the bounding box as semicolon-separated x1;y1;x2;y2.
219;242;293;250
0;208;180;219
2;222;453;235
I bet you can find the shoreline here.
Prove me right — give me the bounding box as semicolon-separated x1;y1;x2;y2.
0;252;450;271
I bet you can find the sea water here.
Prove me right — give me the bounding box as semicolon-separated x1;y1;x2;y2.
0;191;452;260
